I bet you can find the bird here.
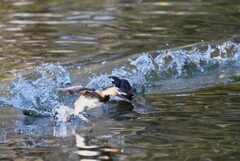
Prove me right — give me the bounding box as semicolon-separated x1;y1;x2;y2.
59;76;151;123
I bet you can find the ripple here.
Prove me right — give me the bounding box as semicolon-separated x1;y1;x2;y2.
10;13;63;18
9;20;79;25
93;15;115;21
140;2;212;7
4;27;22;31
55;41;97;45
48;50;77;53
66;15;91;20
23;40;45;44
60;36;96;41
12;1;35;6
140;11;216;15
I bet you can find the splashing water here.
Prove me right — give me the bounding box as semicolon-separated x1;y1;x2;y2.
87;74;112;90
1;41;240;121
1;64;71;118
154;41;240;78
83;54;156;93
88;41;240;92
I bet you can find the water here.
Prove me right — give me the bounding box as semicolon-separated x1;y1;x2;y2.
0;0;240;160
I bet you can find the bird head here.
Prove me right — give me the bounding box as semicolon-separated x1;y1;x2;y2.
109;76;121;88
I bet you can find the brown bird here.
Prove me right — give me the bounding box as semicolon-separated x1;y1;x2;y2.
59;76;151;123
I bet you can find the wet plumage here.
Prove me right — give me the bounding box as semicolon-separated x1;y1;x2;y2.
59;76;150;123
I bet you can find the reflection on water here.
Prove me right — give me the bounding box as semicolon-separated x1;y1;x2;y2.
1;85;240;160
1;0;240;160
75;134;121;160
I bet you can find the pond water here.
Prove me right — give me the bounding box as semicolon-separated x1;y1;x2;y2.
0;0;240;160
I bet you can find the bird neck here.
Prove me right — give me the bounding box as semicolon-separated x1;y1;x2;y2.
95;90;110;102
100;87;119;96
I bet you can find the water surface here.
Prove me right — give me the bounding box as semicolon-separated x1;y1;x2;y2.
0;0;240;160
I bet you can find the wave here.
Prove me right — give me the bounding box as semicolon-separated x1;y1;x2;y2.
154;41;240;78
0;41;239;121
87;41;240;92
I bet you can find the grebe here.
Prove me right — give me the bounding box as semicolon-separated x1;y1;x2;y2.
59;76;150;123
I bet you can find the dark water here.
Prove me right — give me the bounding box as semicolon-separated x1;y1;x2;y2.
1;0;240;160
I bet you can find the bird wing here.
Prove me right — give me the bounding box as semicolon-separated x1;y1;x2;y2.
59;86;95;95
80;90;104;100
116;94;152;109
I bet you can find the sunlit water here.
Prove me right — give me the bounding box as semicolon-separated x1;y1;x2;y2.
0;0;240;161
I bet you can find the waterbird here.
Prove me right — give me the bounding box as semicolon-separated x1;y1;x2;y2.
59;76;151;123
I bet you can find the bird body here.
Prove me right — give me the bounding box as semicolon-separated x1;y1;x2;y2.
74;93;103;114
59;76;151;123
73;87;120;114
